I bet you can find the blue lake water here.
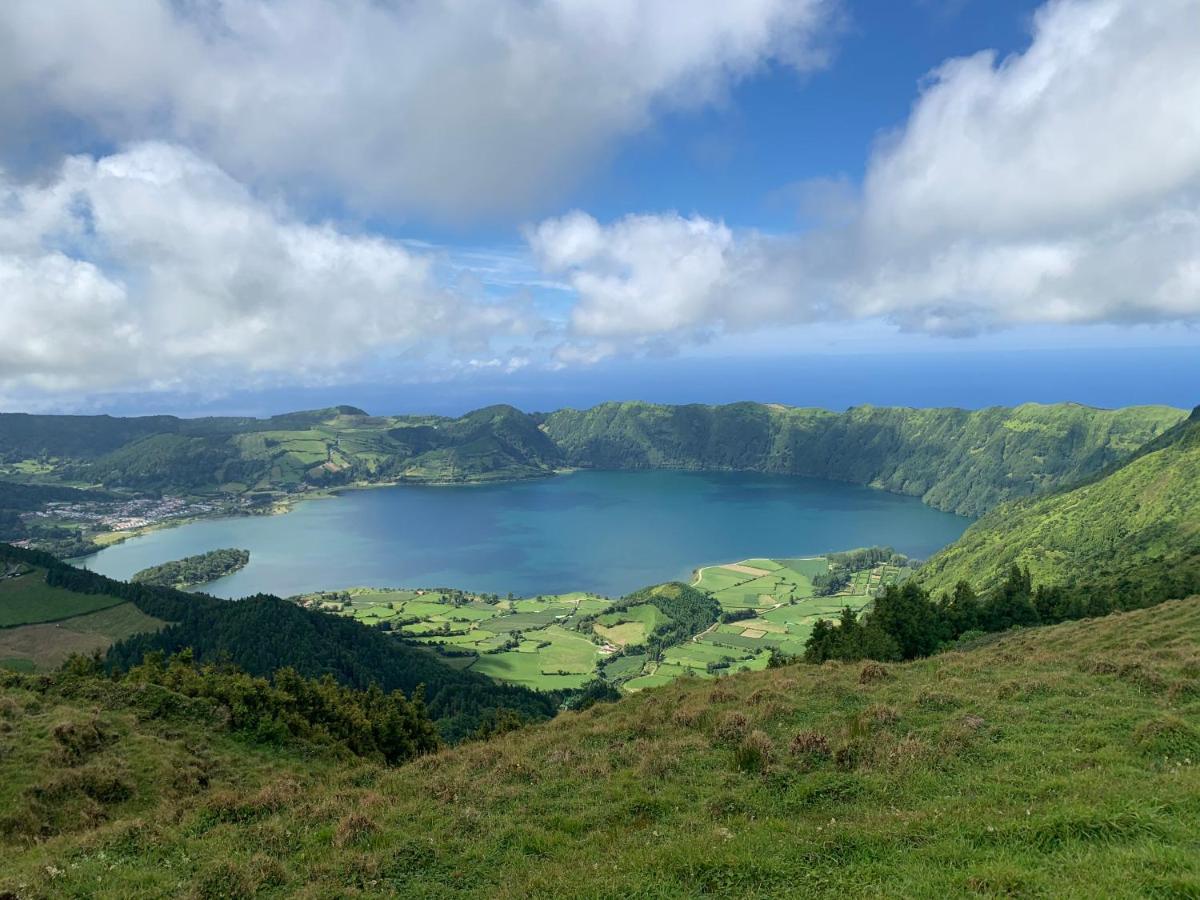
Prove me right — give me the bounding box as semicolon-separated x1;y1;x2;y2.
79;470;971;599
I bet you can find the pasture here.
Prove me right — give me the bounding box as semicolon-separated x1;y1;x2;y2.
689;554;910;653
0;601;166;671
0;571;125;627
593;603;665;647
295;553;911;694
699;558;824;611
300;586;614;691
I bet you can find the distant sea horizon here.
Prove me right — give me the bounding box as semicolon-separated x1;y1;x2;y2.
10;345;1199;420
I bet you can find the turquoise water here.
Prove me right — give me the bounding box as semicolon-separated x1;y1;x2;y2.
80;470;971;599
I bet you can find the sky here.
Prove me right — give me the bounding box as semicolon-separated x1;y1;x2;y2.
0;0;1197;416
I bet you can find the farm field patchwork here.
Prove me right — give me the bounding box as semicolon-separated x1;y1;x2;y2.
296;587;616;691
296;553;912;694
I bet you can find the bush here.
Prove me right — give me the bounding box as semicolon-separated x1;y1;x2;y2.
789;730;831;762
123;650;441;764
734;730;775;773
858;663;891;684
714;711;749;746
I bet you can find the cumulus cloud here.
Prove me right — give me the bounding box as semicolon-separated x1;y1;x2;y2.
0;143;528;393
530;0;1200;354
529;210;828;357
0;0;833;221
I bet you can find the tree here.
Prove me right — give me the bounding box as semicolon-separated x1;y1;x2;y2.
869;582;946;659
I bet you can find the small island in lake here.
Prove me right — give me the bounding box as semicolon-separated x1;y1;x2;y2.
131;548;250;589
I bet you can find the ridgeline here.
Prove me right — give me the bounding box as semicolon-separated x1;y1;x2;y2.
0;401;1184;516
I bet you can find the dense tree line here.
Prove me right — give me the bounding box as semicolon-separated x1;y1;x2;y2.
132;548;250;588
804;564;1182;664
811;547;910;596
572;582;721;662
629;583;722;660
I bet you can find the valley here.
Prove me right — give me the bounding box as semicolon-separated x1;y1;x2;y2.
294;551;909;692
0;401;1197;897
5;5;1197;894
0;401;1183;561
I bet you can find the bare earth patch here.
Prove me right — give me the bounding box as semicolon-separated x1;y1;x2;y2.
720;564;772;578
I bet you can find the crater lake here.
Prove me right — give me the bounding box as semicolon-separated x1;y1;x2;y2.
79;470;972;598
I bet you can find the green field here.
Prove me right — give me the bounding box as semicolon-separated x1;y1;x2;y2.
696;558;825;611
0;571;125;627
299;587;615;691
593;603;665;647
471;625;600;689
294;552;911;693
0;600;167;671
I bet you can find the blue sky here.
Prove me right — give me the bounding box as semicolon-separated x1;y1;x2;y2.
0;0;1196;415
558;1;1044;232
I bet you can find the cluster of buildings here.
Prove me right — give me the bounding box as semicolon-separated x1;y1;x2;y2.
29;494;234;532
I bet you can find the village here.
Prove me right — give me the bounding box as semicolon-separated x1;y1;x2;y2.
23;493;240;536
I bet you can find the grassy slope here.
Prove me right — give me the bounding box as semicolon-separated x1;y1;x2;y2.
3;597;1198;898
0;603;167;672
0;571;124;627
921;408;1200;596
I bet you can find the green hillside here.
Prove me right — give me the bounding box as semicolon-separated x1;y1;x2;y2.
2;594;1197;897
543;401;1184;515
1;402;1183;519
77;404;563;491
0;545;562;742
921;407;1200;600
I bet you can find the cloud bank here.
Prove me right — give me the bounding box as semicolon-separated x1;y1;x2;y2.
1;0;1197;403
0;0;832;221
534;0;1200;355
0;143;524;393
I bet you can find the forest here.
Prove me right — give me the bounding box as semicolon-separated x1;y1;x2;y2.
131;548;251;588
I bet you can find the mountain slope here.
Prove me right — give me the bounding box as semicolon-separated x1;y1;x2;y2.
543;401;1184;515
0;544;560;741
3;402;1183;516
921;406;1200;599
2;596;1198;897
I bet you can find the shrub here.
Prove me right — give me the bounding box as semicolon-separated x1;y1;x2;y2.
859;663;891;684
866;705;900;727
713;711;749;746
334;811;377;848
789;730;831;761
52;718;111;765
734;730;775;773
708;686;737;704
1133;716;1200;759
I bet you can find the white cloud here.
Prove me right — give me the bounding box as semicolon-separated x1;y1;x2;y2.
0;143;528;393
862;0;1200;243
529;0;1200;355
0;0;833;221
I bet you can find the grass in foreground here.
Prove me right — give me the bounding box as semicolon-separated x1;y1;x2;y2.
2;597;1198;897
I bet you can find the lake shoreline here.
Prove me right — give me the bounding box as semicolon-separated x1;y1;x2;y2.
75;461;966;561
78;470;972;600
